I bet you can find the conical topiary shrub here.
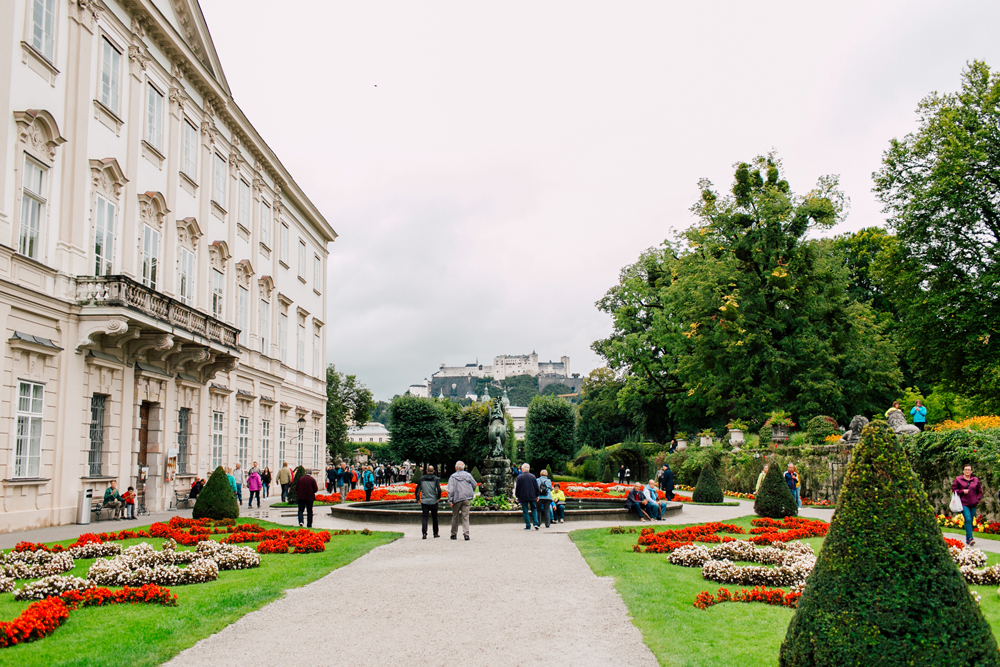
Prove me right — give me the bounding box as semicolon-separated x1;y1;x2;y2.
779;421;999;666
692;460;724;503
410;466;423;483
192;466;239;520
754;462;798;518
286;465;306;503
601;464;613;483
471;467;482;483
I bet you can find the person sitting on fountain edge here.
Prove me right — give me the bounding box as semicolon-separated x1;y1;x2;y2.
625;482;652;521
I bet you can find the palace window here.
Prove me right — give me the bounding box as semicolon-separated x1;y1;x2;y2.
238;179;251;229
279;224;289;264
19;158;46;260
260;201;271;244
313;429;320;470
88;395;106;477
99;38;121;114
211;411;224;468
15;381;44;478
314;255;322;292
259;299;270;354
146;84;164;150
213;153;226;205
278;423;286;463
182;121;197;177
93;195;115;275
297;424;304;467
298;240;306;280
261;419;271;467
178;248;195;305
177;408;190;475
237;286;249;347
141;225;159;289
279;313;288;363
238;417;249;469
30;0;56;62
297;323;305;372
313;331;321;377
211;270;224;319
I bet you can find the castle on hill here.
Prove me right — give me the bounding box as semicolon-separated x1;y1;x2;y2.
408;353;580;401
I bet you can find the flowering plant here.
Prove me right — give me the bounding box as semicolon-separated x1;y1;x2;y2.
726;419;749;431
763;410;795;428
697;429;715;438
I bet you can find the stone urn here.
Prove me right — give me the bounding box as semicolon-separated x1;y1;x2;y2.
771;425;790;443
699;435;713;447
676;439;688;451
728;429;745;446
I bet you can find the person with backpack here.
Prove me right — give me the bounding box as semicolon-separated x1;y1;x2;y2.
448;461;478;541
415;465;442;539
362;466;376;501
536;470;553;528
514;463;540;530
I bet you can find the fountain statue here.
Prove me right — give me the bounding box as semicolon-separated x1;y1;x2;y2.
479;396;514;499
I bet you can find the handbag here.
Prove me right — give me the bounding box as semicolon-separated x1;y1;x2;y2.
950;491;963;513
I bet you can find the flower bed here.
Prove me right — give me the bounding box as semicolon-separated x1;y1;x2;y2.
0;584;176;649
0;550;75;580
694;586;803;610
635;522;747;553
936;514;1000;535
314;483;445;503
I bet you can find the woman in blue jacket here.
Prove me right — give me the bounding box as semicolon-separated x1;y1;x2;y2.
362;466;376;502
910;400;928;431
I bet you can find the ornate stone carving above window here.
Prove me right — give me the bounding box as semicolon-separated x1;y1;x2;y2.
90;158;127;200
138;191;168;231
257;275;274;301
176;217;202;250
235;259;254;288
14;110;66;164
208;240;230;271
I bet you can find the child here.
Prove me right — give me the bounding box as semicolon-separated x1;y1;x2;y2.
122;486;136;520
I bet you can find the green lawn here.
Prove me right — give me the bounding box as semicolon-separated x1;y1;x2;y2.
571;515;1000;667
1;519;400;666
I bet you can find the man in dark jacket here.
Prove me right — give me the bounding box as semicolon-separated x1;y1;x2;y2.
415;465;442;539
514;463;539;530
296;469;319;527
325;466;336;494
658;465;675;501
625;482;652;520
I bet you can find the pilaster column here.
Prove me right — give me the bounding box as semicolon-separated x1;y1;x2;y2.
121;18;151;281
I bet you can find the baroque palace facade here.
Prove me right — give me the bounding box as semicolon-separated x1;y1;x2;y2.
0;0;336;532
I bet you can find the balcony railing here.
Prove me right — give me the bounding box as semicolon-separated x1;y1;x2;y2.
76;275;239;350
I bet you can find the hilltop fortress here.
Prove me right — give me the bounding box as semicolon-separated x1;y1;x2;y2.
409;353;580;400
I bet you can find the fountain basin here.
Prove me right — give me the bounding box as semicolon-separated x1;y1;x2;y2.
330;498;684;524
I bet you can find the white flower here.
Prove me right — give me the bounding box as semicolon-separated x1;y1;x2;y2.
14;575;90;600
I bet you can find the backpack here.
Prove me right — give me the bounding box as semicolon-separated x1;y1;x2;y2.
352;470;358;483
364;473;374;491
538;478;550;497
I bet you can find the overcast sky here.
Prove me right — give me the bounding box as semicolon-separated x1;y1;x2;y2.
201;1;1000;400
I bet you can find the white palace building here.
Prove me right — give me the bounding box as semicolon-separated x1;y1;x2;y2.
0;0;336;532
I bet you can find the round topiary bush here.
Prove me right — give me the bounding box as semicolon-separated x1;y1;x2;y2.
192;466;239;520
286;466;306;503
691;460;724;503
753;463;798;518
805;415;840;446
780;421;999;666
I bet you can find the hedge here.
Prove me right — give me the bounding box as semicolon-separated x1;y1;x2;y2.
192;466;239;520
692;460;723;503
753;463;798;518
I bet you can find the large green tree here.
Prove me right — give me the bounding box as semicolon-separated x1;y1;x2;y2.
387;395;458;469
325;365;375;461
595;156;901;428
455;402;516;468
524;395;576;471
873;61;1000;411
576;367;639;448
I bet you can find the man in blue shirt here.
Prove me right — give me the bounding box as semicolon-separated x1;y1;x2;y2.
910;400;928;431
643;480;665;520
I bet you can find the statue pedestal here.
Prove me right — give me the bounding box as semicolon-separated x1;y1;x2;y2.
479;457;513;500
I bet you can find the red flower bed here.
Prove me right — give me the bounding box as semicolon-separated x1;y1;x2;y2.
746;517;828;544
13;541;50;553
694;586;801;610
289;533;325;553
636;522;746;553
944;537;966;550
257;539;289;554
0;584;176;649
0;597;70;648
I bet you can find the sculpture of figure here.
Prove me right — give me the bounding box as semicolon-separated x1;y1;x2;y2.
886;409;921;435
488;397;507;458
501;388;510;409
840;415;870;444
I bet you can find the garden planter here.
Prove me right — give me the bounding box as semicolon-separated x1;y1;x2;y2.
728;429;745;445
771;425;790;442
700;436;713;447
676;439;688;451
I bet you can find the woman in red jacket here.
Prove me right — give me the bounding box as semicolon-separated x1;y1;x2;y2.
952;464;983;546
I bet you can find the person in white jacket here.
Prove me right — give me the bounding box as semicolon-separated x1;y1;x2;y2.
448;461;478;541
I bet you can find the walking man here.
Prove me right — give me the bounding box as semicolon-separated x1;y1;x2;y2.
448;461;478;541
233;463;244;506
276;461;292;502
338;462;350;503
296;467;319;527
415;465;441;539
515;463;539;530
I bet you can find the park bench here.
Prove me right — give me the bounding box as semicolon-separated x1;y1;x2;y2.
90;500;115;522
174;489;193;509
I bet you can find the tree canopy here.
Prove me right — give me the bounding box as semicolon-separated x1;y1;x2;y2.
387;395;458;468
524;395;576;471
873;60;1000;411
325;365;375;462
594;156;900;433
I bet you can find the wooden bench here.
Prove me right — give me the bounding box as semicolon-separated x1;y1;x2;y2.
174;490;193;509
90;501;116;522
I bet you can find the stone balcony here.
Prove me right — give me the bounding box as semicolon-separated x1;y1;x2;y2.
75;275;239;383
